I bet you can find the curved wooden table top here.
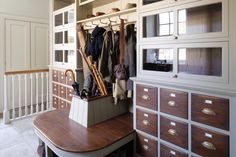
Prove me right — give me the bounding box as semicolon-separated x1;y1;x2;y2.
33;109;134;153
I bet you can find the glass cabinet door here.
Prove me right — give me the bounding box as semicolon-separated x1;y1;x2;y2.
143;48;174;72
55;50;63;62
178;47;222;76
143;11;174;38
54;13;63;27
55;32;63;44
64;9;74;25
64;50;75;65
178;3;222;35
64;29;75;44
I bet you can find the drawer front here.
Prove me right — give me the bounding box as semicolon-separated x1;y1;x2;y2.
137;133;157;157
52;70;58;82
160;144;188;157
59;71;66;84
136;84;157;110
160;116;188;149
160;88;188;119
59;99;66;109
136;109;157;137
53;96;59;109
191;93;229;130
52;83;59;96
59;85;66;99
66;72;74;86
192;125;229;157
67;87;74;101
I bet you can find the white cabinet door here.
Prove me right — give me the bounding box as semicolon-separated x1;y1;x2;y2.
5;19;30;71
31;23;49;69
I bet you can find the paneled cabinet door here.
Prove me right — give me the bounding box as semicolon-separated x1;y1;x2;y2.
5;19;30;71
31;23;49;69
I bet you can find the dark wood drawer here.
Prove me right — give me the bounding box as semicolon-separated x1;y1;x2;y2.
192;125;229;157
136;84;157;110
66;71;74;86
136;109;157;137
59;71;66;84
160;144;188;157
52;70;58;82
191;93;229;130
53;96;58;109
160;116;188;149
52;83;59;96
160;88;188;119
59;85;66;99
67;87;74;101
136;133;157;157
59;99;66;109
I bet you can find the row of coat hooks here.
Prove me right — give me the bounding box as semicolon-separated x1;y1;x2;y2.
77;7;137;30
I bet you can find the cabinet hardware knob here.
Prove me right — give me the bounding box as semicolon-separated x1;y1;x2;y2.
202;108;216;116
202;141;216;150
142;94;150;101
142;120;150;126
143;145;149;151
61;91;64;94
168;100;177;107
173;36;178;40
172;74;178;78
168;129;177;136
69;94;72;97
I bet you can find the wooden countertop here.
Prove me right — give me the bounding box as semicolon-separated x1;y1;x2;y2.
33;109;134;153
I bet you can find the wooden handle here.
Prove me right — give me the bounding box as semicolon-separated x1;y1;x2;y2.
202;141;216;150
202;108;216;116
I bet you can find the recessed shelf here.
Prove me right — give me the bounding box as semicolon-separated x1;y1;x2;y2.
79;0;94;6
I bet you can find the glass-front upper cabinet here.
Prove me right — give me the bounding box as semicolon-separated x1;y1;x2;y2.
54;50;76;67
140;0;228;41
53;4;75;29
54;28;76;48
139;42;228;83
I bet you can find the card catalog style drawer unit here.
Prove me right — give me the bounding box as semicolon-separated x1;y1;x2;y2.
52;70;58;82
66;72;74;86
52;83;59;95
67;87;74;101
160;144;188;157
192;125;229;157
191;93;229;130
160;88;188;119
137;133;157;157
59;71;66;84
136;84;157;110
59;85;66;99
136;109;157;137
59;99;66;109
160;116;188;149
53;96;59;108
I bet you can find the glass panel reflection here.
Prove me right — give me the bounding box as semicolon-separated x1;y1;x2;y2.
55;14;63;27
178;48;222;76
143;11;174;37
64;30;75;44
55;32;63;44
64;50;75;64
143;49;174;72
64;9;74;24
55;50;63;62
178;3;222;35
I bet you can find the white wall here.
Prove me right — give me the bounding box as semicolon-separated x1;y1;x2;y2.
0;0;49;113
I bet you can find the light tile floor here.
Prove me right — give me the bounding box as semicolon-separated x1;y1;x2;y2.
0;117;39;157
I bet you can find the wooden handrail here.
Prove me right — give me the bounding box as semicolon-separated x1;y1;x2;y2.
5;69;49;75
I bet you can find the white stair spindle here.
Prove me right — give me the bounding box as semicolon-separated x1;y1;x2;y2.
41;72;44;112
30;74;33;115
36;73;39;113
18;75;22;117
3;75;10;124
24;74;28;116
12;76;15;119
46;72;49;110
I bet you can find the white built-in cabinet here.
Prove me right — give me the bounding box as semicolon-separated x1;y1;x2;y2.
5;19;49;71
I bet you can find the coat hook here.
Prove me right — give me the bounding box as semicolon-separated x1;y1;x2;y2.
108;17;117;23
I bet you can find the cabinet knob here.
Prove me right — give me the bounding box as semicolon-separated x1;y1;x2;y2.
168;100;177;107
202;108;216;116
142;145;149;151
173;36;178;40
142;120;150;126
142;94;150;101
168;129;178;136
202;141;216;150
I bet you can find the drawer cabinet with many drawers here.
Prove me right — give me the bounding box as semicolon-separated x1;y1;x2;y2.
52;69;74;109
134;83;232;157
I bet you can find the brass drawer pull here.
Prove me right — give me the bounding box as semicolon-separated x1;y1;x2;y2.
69;94;72;97
143;145;149;151
168;100;176;107
202;108;216;116
168;129;177;136
202;141;216;150
142;94;150;101
61;91;64;94
142;120;150;126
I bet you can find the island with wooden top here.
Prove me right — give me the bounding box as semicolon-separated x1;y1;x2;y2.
33;109;135;157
